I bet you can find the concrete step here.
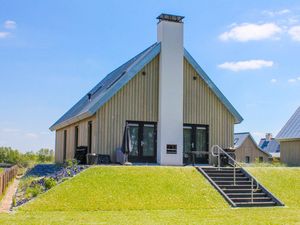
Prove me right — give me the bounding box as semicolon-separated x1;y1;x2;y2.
231;197;272;203
223;189;262;194
219;184;257;189
215;180;252;185
204;170;243;174
227;192;267;198
211;177;249;181
208;173;245;178
235;201;276;207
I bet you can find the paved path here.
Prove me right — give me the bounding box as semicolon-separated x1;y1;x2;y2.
0;178;20;213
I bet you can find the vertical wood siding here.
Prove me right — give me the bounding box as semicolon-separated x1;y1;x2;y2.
55;116;96;163
96;56;159;159
55;56;237;164
234;137;270;163
281;140;300;166
183;58;235;150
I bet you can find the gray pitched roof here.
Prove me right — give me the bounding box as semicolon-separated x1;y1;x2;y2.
258;138;280;153
276;106;300;140
50;43;160;131
234;132;250;148
50;43;243;131
234;132;271;157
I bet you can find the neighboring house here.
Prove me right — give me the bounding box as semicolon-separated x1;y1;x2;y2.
50;14;243;165
234;132;271;163
258;133;280;159
276;106;300;166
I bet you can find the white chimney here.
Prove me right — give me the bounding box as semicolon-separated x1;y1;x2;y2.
156;14;184;165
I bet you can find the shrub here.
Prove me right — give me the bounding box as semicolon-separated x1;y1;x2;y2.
26;185;42;198
64;159;78;168
12;196;16;207
44;177;57;190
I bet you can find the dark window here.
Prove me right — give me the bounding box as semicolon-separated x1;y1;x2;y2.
245;156;250;163
75;126;79;150
63;130;67;161
88;121;92;154
75;126;79;147
259;156;263;163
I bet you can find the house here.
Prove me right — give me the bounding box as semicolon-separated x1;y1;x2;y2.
234;132;271;163
276;106;300;166
50;14;243;165
258;133;280;159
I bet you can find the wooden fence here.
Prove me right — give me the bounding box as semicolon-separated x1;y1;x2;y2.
0;165;18;196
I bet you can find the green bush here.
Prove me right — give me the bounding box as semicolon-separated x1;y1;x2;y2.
26;185;42;198
64;159;78;168
12;196;16;207
44;178;57;190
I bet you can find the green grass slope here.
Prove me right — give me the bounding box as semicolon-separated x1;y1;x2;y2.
21;166;227;211
0;166;299;225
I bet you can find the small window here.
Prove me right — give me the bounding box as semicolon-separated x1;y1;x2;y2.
259;156;263;163
63;130;67;161
245;156;250;163
75;126;79;149
88;121;92;154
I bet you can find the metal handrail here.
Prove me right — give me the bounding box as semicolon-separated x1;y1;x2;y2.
211;145;259;202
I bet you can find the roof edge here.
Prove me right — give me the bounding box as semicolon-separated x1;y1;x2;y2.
49;43;161;131
235;132;272;157
88;42;161;114
49;111;93;131
184;49;243;124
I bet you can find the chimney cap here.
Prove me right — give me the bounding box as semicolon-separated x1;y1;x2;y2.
157;13;184;23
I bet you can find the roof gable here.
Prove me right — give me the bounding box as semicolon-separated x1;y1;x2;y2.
50;43;243;131
234;132;271;157
276;106;300;140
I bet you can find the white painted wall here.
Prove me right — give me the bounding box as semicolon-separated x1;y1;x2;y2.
157;20;184;165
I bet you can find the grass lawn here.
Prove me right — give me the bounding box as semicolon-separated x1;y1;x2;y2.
0;166;299;224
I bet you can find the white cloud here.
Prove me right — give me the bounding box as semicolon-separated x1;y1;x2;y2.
218;60;274;72
0;31;10;39
1;128;20;133
288;78;297;83
288;26;300;41
4;20;16;29
219;23;282;42
25;132;39;139
253;132;265;139
262;9;291;17
287;77;300;84
270;78;277;83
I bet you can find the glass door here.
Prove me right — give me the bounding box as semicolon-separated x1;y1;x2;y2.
183;126;192;164
128;121;157;163
183;124;209;164
195;127;209;163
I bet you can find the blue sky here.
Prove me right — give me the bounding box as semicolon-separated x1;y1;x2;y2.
1;0;300;152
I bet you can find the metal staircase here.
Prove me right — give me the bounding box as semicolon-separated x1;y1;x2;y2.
197;145;284;207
